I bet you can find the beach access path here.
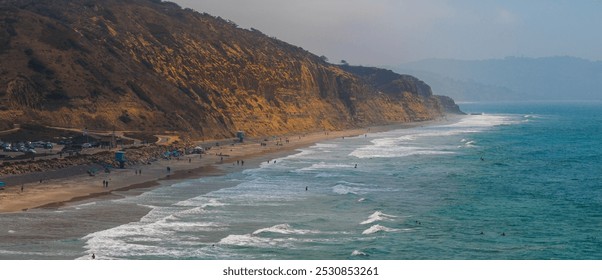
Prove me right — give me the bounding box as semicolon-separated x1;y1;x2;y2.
0;119;446;213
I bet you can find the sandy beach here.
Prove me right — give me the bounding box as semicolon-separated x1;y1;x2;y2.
0;120;444;214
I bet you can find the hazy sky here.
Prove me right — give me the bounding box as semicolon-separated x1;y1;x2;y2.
172;0;602;66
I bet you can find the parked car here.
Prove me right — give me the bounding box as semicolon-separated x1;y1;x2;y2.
44;142;54;149
82;143;92;148
33;141;46;148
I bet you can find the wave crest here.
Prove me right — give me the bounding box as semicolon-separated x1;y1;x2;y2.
360;211;397;225
362;224;400;235
252;224;319;235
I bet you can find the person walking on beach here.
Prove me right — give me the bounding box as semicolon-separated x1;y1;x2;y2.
241;160;244;166
167;166;171;173
92;253;95;259
21;184;24;192
102;180;106;188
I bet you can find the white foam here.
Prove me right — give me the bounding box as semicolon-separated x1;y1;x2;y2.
299;162;355;171
332;184;361;195
7;230;15;234
313;143;339;149
350;114;520;159
448;114;518;128
252;224;320;235
139;206;173;223
82;223;171;258
81;200;227;259
72;201;97;208
284;148;316;159
81;217;224;259
357;198;366;202
362;224;400;235
464;140;477;147
218;234;287;248
174;197;227;208
202;199;227;208
156;220;225;232
360;211;396;225
351;250;369;256
173;206;207;216
350;145;454;159
315;172;339;178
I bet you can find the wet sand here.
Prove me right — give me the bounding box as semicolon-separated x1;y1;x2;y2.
0;119;448;213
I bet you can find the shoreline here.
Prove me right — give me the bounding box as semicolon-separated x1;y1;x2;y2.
0;117;458;214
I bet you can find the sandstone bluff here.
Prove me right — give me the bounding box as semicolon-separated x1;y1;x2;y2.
0;0;462;138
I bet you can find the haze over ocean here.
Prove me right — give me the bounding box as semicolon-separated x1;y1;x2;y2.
1;101;600;259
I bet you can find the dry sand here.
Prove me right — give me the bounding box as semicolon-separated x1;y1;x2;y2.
0;120;444;213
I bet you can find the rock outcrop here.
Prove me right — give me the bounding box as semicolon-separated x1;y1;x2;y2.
340;65;464;115
0;0;460;138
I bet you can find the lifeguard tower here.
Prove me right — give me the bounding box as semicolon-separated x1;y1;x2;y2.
236;131;245;143
115;151;126;168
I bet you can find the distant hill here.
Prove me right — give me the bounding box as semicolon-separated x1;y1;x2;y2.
0;0;458;138
394;56;602;102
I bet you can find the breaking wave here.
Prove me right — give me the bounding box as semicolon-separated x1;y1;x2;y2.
360;211;397;225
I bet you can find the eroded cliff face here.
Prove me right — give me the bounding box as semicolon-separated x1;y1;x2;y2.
0;0;458;138
339;65;464;116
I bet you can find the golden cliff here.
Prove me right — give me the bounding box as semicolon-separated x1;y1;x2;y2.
0;0;461;138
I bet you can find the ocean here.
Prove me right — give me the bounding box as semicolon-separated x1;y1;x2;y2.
1;101;601;260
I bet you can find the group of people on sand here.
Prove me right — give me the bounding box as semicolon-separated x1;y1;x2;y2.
102;180;109;188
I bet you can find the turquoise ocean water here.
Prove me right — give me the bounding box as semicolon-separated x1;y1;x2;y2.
1;101;601;259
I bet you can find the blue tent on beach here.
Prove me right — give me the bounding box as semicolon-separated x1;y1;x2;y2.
0;181;5;190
